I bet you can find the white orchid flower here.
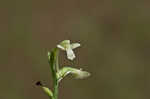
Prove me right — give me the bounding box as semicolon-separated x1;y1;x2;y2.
57;67;90;82
57;40;80;60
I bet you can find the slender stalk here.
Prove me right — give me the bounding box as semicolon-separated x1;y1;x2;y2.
54;49;59;99
48;48;59;99
54;81;59;99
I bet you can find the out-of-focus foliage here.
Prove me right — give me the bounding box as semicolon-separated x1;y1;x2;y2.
0;0;150;99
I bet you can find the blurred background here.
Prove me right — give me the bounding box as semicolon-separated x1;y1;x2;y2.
0;0;150;99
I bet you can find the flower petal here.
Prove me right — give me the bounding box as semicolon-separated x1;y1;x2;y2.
60;40;70;47
66;48;75;60
71;43;81;49
61;40;70;44
57;45;65;50
72;69;90;79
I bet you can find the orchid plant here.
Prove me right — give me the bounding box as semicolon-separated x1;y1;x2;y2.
36;40;90;99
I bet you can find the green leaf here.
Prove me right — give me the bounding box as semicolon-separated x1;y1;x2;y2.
36;81;53;98
57;67;90;82
42;86;53;98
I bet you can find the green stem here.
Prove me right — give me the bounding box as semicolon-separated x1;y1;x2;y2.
48;48;59;99
54;49;59;99
54;81;59;99
56;49;59;72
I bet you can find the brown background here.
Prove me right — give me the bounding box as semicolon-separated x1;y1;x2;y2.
0;0;150;99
